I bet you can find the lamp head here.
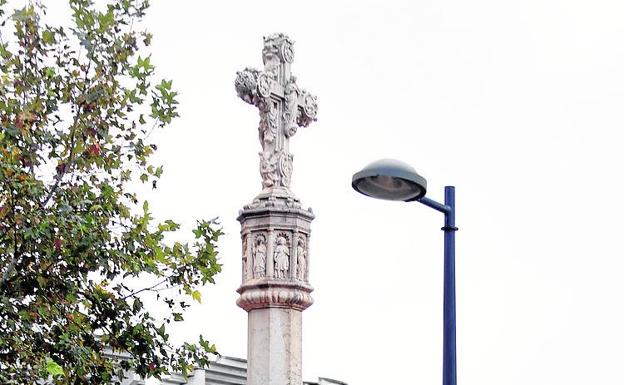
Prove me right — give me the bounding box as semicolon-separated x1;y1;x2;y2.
352;159;427;202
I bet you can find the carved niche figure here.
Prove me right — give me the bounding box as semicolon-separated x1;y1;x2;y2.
278;151;293;187
283;77;299;138
259;152;279;189
253;235;267;278
295;237;307;281
242;235;249;281
273;236;290;279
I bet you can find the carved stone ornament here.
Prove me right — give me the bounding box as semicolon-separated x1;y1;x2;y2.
266;104;278;142
303;92;318;120
283;77;299;137
234;67;259;104
273;235;290;279
259;152;279;189
252;234;267;278
256;72;272;98
262;34;283;67
242;235;249;281
237;283;314;312
235;33;318;197
278;152;293;187
243;194;310;211
280;39;294;63
295;236;307;281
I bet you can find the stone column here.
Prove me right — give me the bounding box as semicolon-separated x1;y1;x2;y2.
235;33;318;385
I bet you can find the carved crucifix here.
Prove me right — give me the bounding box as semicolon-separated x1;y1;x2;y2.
235;33;318;193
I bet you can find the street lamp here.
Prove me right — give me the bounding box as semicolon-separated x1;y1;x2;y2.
352;159;458;385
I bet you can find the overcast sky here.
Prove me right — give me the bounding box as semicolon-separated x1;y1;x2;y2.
47;0;624;384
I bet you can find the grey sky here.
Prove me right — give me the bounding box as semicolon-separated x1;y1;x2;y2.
47;0;624;384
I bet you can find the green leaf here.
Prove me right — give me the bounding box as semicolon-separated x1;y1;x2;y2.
42;30;55;44
97;10;114;30
191;290;202;303
46;358;64;377
133;298;143;312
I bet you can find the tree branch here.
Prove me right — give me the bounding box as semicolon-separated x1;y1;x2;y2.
1;187;21;289
40;60;92;209
120;277;170;300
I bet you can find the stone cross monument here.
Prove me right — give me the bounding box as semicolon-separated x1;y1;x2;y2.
234;33;318;385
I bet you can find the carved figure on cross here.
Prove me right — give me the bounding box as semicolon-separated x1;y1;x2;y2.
235;33;318;193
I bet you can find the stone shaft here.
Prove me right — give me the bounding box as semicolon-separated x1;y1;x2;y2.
247;308;302;385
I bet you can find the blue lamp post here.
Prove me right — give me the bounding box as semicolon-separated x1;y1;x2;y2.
352;159;458;385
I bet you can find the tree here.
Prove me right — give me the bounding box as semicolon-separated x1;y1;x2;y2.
0;1;222;383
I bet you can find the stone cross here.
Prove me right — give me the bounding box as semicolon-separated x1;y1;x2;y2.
235;33;318;194
235;34;317;385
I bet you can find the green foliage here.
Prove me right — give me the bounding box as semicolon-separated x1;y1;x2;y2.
0;1;221;384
